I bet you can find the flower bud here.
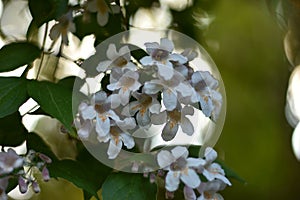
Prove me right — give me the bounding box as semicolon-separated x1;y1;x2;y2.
32;181;41;193
42;167;50;182
38;153;52;164
18;177;28;194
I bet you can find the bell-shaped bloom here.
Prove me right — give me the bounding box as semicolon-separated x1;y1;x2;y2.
49;10;76;45
140;38;187;80
157;146;203;192
191;71;222;121
86;0;120;26
96;44;136;73
97;125;135;159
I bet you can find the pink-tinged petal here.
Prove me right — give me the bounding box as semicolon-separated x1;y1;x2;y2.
42;167;50;181
140;56;153;66
97;60;111;72
163;89;177;111
144;82;163;94
157;150;175;168
204;147;217;163
97;11;109;26
180;169;201;189
120;133;135;149
18;176;28;194
107;139;122;159
151;111;167;125
171;146;189;159
180;117;194;136
184;186;197;200
157;64;174;80
32;181;41;193
96;116;110;137
165;171;180;192
81;105;96;120
160;38;174;52
162;121;179;141
169;53;187;64
187;158;205;168
106;44;118;60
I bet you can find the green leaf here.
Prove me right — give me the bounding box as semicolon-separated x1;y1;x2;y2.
102;172;157;200
57;76;76;91
0;77;28;118
29;0;68;27
0;112;27;147
0;42;41;72
27;80;74;133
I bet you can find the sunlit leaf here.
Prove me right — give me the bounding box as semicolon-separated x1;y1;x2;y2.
27;80;74;133
0;112;27;147
102;172;157;200
0;42;41;72
0;77;28;118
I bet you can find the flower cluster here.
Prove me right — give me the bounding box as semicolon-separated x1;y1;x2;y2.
76;38;223;159
0;149;52;200
49;0;120;45
155;146;231;200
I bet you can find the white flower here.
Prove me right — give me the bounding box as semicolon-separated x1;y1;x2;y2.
122;93;161;128
157;146;203;192
0;149;23;175
152;106;194;141
140;38;187;80
86;0;120;26
174;48;197;79
197;180;226;200
143;72;194;111
96;44;136;73
191;71;222;121
107;70;142;107
201;147;231;186
98;125;135;159
49;10;76;45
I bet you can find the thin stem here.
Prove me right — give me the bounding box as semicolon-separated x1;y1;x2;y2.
52;40;64;81
36;23;49;80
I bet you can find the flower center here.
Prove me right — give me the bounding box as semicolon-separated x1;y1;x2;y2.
94;104;105;114
152;49;169;61
170;157;187;171
113;57;128;67
110;127;120;144
168;109;181;123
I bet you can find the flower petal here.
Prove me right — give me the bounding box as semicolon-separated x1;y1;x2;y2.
163;89;177;111
187;158;205;168
157;64;174;80
292;122;300;161
204;147;217;163
78;120;92;139
107;139;122;159
169;53;187;64
157;150;175;168
109;94;121;109
96;60;111;72
140;56;154;66
180;117;194;136
160;38;174;52
95;116;110;137
171;146;189;159
137;110;151;127
97;11;109;26
120;133;135;149
162;121;178;141
165;171;180;192
119;89;130;106
184;186;197;200
81;105;96;120
144;82;163;94
180;169;201;189
151;111;167;125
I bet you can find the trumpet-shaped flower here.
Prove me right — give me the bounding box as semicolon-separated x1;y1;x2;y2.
107;70;142;107
97;125;135;159
49;10;76;45
122;93;161;127
191;71;222;121
143;72;194;111
197;180;226;200
96;44;136;73
157;146;203;192
86;0;120;26
152;106;194;141
140;38;187;80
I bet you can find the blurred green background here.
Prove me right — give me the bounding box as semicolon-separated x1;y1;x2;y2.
205;0;300;199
